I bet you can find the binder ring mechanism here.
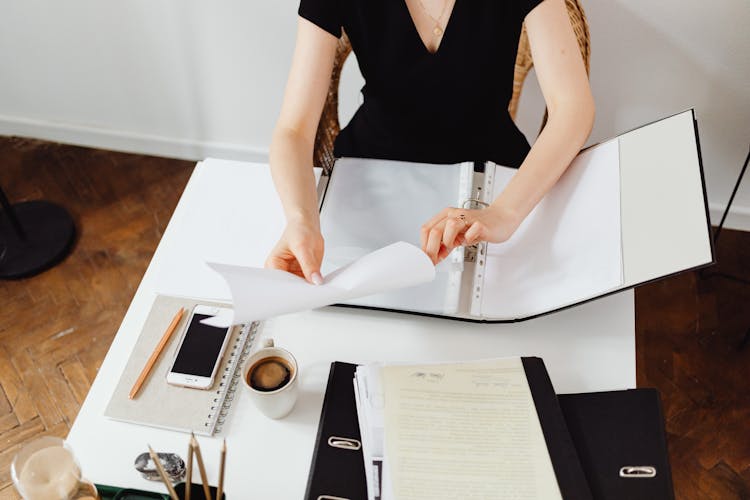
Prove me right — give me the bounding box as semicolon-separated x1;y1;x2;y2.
461;198;490;210
619;466;657;478
327;436;361;451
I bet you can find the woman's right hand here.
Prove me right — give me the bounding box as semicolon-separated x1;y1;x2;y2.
265;220;325;285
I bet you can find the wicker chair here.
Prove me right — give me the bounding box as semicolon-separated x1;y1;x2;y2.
313;0;591;175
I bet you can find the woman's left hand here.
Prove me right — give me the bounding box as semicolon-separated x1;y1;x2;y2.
420;206;516;264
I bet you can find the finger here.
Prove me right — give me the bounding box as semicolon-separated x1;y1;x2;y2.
420;207;454;247
269;254;306;279
436;242;455;264
442;217;467;249
265;249;293;272
425;223;446;264
420;224;429;250
464;221;488;246
265;256;289;271
423;207;454;229
286;259;305;278
295;247;323;285
421;218;444;252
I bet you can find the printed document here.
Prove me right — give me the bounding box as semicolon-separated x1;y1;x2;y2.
381;359;562;500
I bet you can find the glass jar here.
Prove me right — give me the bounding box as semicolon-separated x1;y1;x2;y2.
11;436;99;500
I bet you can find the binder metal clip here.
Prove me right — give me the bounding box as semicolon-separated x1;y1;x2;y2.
619;466;657;478
327;436;361;451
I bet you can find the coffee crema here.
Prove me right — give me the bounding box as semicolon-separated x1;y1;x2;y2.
248;356;293;392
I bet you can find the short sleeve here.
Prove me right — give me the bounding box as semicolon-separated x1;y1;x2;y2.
520;0;545;20
298;0;342;38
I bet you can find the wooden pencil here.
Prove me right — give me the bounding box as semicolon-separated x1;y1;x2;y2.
186;439;193;500
129;307;184;399
148;445;179;500
191;433;213;500
217;439;226;500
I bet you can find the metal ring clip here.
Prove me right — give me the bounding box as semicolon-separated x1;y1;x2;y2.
462;198;490;209
619;466;657;478
327;436;361;451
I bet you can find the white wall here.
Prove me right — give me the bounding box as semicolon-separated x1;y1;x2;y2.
0;1;300;161
1;1;748;228
515;1;750;229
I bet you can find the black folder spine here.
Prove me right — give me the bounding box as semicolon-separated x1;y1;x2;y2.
305;363;337;500
305;362;367;500
522;357;593;500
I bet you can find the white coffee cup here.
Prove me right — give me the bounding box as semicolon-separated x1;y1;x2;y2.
242;339;299;419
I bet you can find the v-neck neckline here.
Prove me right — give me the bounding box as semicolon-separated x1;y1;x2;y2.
401;0;458;56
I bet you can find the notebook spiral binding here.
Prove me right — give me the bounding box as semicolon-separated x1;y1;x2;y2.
205;321;259;434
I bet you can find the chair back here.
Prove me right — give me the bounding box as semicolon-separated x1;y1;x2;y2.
510;0;591;131
313;32;352;175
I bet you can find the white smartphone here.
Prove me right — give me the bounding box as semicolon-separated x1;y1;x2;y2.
166;304;232;389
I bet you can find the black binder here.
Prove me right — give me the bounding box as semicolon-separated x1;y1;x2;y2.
306;360;592;500
305;362;367;500
558;389;675;500
521;357;593;500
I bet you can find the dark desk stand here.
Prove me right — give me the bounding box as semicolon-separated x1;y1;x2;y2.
0;186;76;279
706;145;750;349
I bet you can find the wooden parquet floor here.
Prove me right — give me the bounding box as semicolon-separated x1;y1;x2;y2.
0;138;193;498
0;137;748;499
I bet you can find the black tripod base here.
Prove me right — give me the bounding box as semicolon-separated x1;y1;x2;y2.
0;200;76;280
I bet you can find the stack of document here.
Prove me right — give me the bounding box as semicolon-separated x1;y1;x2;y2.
353;358;574;500
353;364;387;500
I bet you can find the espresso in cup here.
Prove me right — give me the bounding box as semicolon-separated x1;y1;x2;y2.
247;356;294;392
242;339;299;419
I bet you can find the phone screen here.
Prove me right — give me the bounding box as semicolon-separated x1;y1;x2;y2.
171;313;229;377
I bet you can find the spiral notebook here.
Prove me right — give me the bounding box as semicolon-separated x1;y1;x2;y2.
104;294;258;436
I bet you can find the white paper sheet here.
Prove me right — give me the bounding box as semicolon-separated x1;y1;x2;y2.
205;242;435;326
354;365;386;500
319;157;469;315
357;358;562;500
479;139;623;319
381;358;562;500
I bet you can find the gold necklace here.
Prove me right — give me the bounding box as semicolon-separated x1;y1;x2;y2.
416;0;451;37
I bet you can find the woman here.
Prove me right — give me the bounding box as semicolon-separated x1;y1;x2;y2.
266;0;594;284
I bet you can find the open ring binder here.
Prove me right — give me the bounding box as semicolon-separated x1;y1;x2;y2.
318;110;713;323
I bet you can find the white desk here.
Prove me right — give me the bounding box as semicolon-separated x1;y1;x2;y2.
67;159;636;498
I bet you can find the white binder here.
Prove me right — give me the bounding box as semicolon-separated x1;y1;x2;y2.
318;109;713;321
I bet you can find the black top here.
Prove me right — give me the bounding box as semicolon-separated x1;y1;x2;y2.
298;0;544;167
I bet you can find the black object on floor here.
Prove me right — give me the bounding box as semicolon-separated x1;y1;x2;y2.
0;186;76;280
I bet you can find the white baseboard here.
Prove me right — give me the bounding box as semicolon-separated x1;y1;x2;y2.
709;202;750;232
0;114;269;163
